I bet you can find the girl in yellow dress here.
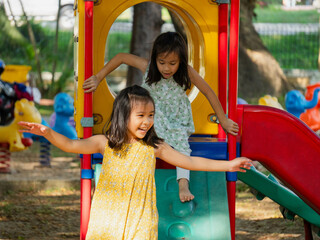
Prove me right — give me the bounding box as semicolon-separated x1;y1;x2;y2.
18;85;252;240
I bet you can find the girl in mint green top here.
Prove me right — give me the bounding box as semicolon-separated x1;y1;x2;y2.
83;32;240;202
142;67;194;155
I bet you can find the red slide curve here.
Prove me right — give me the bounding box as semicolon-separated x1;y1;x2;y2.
238;105;320;215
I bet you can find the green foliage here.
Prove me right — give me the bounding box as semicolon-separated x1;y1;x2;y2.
40;28;73;73
0;14;73;97
162;7;172;23
261;32;319;69
106;32;131;60
1;23;73;72
18;21;49;48
254;4;320;23
259;0;282;4
0;4;29;64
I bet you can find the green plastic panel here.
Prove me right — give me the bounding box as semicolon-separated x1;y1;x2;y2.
238;166;320;227
155;169;231;240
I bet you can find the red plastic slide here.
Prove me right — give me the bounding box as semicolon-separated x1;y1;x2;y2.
238;105;320;215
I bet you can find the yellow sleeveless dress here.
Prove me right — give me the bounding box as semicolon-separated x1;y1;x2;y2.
86;141;158;240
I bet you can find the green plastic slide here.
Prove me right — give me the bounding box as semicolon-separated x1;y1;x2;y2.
238;166;320;228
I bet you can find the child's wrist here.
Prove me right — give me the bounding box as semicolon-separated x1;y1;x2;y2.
220;118;228;126
43;127;50;137
93;74;100;82
227;162;233;172
217;114;228;122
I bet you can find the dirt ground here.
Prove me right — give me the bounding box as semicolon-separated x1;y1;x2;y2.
0;143;319;240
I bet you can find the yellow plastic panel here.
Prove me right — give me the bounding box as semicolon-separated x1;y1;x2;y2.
75;0;220;136
74;0;85;138
1;65;31;83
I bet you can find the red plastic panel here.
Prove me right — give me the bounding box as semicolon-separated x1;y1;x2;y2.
156;159;175;169
239;105;320;215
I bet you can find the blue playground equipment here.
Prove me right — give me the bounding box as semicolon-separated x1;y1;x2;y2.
52;93;77;140
25;93;77;166
285;89;320;118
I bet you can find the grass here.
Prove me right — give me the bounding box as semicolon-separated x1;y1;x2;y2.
254;4;320;23
252;4;320;70
261;32;319;69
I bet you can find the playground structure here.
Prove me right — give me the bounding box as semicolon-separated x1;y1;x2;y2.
73;0;320;239
300;82;320;132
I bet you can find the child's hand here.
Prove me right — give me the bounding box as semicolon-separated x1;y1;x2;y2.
83;75;100;93
18;121;49;136
221;118;239;136
229;157;253;172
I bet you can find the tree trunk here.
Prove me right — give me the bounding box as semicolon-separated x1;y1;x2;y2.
50;0;62;90
127;3;163;86
239;0;292;98
5;0;18;28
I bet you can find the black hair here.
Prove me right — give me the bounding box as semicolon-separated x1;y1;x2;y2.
105;85;163;150
146;32;191;91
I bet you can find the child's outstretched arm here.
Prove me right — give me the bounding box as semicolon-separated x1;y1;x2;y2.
155;142;252;172
188;66;239;135
83;53;149;93
18;121;106;155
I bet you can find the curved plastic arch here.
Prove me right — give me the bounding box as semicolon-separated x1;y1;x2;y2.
75;0;220;136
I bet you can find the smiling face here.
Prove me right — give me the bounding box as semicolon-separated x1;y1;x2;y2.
156;51;180;79
127;100;155;143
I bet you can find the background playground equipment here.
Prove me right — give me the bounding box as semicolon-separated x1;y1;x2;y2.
0;63;40;172
0;63;35;126
0;99;41;152
237;97;248;105
0;99;41;172
0;79;16;125
25;92;77;167
52;93;77;140
1;65;32;83
0;143;11;173
74;0;320;239
285;88;320;118
0;59;4;75
258;94;284;110
300;82;320;132
25;119;53;167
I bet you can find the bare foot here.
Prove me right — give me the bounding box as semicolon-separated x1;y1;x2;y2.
178;178;194;202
